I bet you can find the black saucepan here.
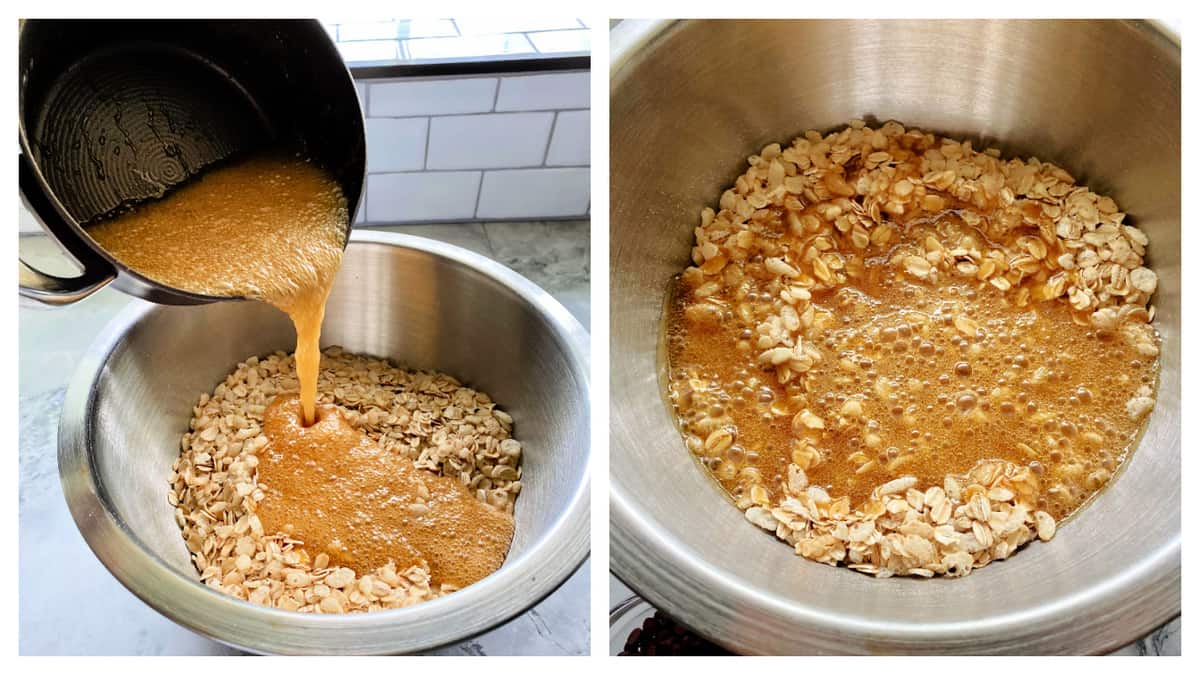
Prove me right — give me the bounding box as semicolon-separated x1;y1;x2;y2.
19;19;365;305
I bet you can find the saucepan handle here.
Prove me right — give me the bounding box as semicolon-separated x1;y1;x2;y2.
19;259;114;307
18;155;116;307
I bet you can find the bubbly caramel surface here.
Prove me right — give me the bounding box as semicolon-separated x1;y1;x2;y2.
87;154;347;423
668;209;1159;521
255;396;515;588
662;121;1162;577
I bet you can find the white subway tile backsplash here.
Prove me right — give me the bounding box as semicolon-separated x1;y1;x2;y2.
337;40;399;64
454;18;582;35
527;29;592;54
427;113;554;170
365;118;428;172
545;110;589;166
337;20;400;42
366;172;481;222
404;34;535;61
355;62;590;222
476;168;589;219
327;17;590;68
369;78;497;117
395;19;458;39
494;72;589;111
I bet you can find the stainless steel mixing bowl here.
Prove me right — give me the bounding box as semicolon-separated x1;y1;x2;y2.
59;231;590;654
610;19;1179;655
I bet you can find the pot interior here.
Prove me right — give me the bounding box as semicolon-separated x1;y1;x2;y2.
610;19;1179;654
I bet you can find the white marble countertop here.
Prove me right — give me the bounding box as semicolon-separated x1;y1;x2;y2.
18;221;590;656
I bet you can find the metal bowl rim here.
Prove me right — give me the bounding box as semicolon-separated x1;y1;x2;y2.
608;17;1180;654
58;230;591;654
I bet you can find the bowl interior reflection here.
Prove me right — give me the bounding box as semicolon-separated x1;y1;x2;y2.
66;232;589;654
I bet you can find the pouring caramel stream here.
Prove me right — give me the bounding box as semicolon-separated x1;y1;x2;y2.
87;153;346;424
93;152;518;585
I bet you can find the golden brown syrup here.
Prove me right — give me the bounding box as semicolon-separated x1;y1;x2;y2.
87;154;346;424
667;210;1158;522
255;396;515;587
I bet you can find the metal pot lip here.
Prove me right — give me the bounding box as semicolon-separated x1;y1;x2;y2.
609;19;676;79
609;18;1180;653
58;231;591;654
611;19;1181;84
611;477;1179;652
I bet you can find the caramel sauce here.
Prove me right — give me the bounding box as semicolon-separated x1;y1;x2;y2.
667;209;1158;522
255;396;515;587
91;153;518;584
87;154;346;424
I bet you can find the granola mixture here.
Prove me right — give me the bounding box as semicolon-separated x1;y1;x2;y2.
667;121;1160;578
170;347;523;612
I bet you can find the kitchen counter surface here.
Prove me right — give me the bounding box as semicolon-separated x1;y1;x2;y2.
18;221;591;656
